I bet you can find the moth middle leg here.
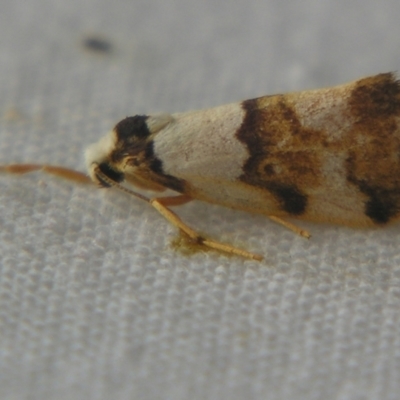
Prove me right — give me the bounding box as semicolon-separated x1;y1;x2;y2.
267;215;311;238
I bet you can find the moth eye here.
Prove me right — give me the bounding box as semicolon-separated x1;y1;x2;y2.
96;162;125;187
115;115;150;140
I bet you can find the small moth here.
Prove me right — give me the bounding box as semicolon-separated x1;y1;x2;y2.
2;72;400;260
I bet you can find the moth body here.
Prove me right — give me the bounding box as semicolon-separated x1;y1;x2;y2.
5;72;400;260
86;73;400;229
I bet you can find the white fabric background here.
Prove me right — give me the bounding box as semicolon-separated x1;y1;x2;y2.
1;1;400;399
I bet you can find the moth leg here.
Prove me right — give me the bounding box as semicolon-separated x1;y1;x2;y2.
0;164;92;184
267;215;311;238
151;197;263;261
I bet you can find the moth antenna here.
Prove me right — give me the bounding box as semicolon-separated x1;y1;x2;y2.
0;163;92;184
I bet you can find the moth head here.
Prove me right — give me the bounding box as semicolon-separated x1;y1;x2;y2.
85;114;173;189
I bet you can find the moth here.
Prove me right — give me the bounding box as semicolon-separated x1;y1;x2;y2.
2;72;400;260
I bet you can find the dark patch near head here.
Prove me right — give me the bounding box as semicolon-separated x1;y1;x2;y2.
83;36;113;53
109;128;186;193
144;141;155;158
141;141;186;193
145;142;164;175
266;183;307;215
158;174;186;193
236;97;323;215
96;162;125;187
115;116;150;141
349;73;400;119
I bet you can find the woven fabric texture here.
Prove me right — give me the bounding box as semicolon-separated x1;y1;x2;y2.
1;1;400;399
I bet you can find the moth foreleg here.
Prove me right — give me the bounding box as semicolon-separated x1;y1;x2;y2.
154;194;193;207
150;196;263;261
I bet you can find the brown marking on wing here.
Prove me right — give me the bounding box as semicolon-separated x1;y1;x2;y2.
344;73;400;224
236;96;325;216
237;73;400;225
